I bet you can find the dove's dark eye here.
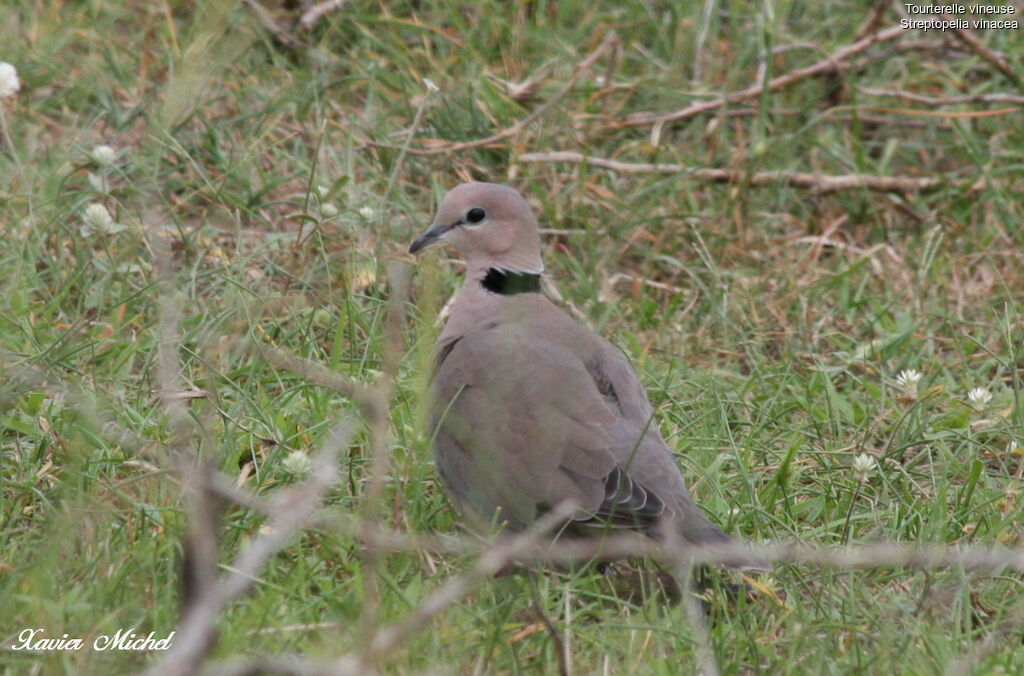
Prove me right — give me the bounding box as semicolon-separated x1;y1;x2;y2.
466;207;487;224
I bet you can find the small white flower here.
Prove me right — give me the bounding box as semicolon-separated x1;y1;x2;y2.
319;202;338;218
967;387;992;409
81;203;114;235
852;453;877;482
423;78;439;93
90;145;117;167
79;202;128;236
0;62;20;98
281;450;312;477
895;369;922;398
316;184;329;198
358;205;375;220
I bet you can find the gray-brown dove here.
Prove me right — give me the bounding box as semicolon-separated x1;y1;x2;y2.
409;182;769;571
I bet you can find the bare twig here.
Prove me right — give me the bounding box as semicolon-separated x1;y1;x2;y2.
149;421;354;676
193;476;1024;574
366;32;619;156
941;16;1021;86
518;151;947;194
617;24;907;128
336;520;1024;574
356;262;410;649
148;231;224;661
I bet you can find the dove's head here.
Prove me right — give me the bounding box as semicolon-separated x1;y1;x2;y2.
410;182;544;274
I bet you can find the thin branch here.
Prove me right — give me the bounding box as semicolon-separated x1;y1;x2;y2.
197;479;1024;573
148;421;354;676
366;32;619;156
149;230;223;659
518;151;947;194
941;15;1021;86
355;262;410;650
616;24;907;128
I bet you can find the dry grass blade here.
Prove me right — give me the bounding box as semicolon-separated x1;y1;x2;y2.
858;87;1024;106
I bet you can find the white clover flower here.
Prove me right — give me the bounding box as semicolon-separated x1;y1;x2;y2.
358;205;375;219
895;369;922;399
90;145;117;167
316;184;329;198
967;387;993;409
81;203;114;235
319;202;338;218
423;78;439;93
0;62;20;98
80;203;128;236
281;450;312;477
852;453;877;482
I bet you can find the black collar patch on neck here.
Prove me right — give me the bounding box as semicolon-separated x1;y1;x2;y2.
481;267;541;295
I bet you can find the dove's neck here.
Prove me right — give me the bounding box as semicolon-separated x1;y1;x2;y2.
439;263;545;345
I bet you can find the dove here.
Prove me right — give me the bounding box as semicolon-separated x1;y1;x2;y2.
409;182;768;571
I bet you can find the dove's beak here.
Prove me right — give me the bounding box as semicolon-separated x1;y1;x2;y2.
409;222;455;254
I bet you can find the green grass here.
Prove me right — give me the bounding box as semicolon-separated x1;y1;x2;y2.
2;0;1023;673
